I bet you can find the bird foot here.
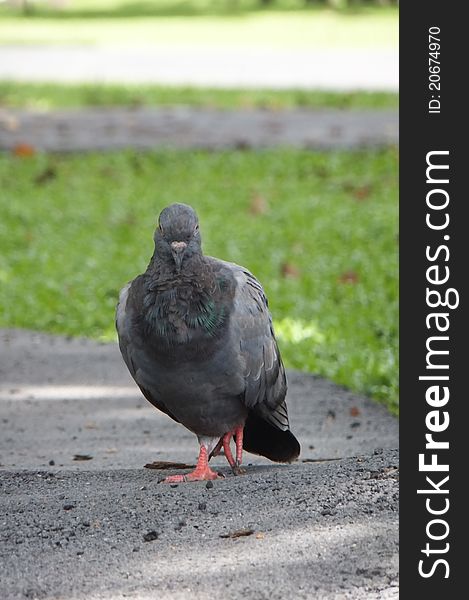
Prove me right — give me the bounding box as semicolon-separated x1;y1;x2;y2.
160;444;223;483
222;426;244;472
161;466;222;484
231;464;246;476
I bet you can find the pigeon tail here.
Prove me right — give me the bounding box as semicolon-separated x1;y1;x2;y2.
242;411;301;463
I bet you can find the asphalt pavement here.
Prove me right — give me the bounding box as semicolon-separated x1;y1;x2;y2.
0;107;398;152
0;329;399;599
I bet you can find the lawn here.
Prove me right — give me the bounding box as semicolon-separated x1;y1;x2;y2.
0;147;398;413
0;81;398;110
0;1;398;48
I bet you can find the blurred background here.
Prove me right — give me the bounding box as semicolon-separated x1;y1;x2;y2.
0;1;398;412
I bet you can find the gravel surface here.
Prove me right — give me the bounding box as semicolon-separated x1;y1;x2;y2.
0;107;398;152
0;329;399;599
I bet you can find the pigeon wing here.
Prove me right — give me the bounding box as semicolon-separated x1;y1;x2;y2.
214;261;299;462
212;260;289;431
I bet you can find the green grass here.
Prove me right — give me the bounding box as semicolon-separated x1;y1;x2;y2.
0;81;398;111
0;147;398;413
0;0;397;19
0;2;398;48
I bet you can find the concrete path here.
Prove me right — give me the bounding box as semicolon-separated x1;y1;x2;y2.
0;329;398;599
0;107;398;151
0;45;399;91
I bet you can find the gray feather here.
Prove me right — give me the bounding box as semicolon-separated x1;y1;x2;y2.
211;260;289;430
115;203;299;462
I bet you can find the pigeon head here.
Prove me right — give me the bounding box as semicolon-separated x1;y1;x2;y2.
153;203;202;272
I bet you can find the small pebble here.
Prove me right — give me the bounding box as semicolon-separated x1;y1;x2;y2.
63;504;75;511
143;531;159;542
205;481;214;489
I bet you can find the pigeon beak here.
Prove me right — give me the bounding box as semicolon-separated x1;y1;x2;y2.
171;241;187;272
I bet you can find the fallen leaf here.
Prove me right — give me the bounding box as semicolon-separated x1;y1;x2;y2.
369;466;399;480
280;262;301;279
350;406;361;417
314;166;329;179
84;421;98;429
302;457;341;463
220;529;255;539
249;194;269;215
352;185;372;201
34;165;56;184
234;139;251;150
73;454;93;461
13;143;36;157
342;181;373;202
338;271;359;284
255;532;265;539
144;460;195;470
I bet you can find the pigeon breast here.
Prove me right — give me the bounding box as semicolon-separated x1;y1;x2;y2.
117;259;250;436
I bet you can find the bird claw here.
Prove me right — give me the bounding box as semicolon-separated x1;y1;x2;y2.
231;463;246;476
159;467;221;484
159;474;186;484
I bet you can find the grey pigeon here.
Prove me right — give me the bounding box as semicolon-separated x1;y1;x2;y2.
116;203;300;482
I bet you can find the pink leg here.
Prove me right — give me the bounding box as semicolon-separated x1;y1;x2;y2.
222;432;236;468
161;445;220;483
234;426;244;466
222;427;245;475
